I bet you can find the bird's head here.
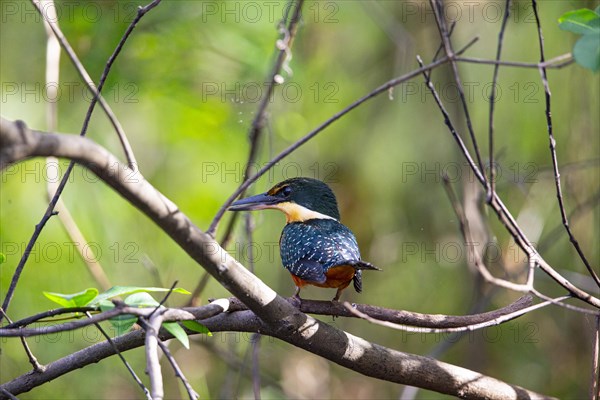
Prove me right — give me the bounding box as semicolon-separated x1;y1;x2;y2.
228;177;340;222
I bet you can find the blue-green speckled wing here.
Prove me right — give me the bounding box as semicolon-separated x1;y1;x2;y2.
280;218;362;284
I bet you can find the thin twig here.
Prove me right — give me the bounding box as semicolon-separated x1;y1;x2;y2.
155;339;200;400
0;388;18;400
455;53;573;69
539;190;600;253
531;0;599;288
4;307;96;329
439;172;530;292
429;0;486;186
432;21;457;62
81;0;161;157
251;333;262;400
487;0;511;203
0;305;200;338
0;311;45;373
150;281;179;319
209;0;305;240
85;311;152;399
530;289;598;315
216;295;535;328
30;0;138;168
343;295;569;333
592;315;600;400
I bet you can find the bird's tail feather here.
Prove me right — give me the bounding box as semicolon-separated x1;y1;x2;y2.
349;260;381;271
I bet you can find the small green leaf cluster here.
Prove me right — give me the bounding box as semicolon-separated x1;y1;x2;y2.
559;6;600;71
43;286;211;349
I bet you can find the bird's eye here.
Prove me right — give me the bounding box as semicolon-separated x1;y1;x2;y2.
281;186;292;197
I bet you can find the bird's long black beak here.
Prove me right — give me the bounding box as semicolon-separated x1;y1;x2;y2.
228;192;283;211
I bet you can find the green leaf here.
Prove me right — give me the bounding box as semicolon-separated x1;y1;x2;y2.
574;33;600;72
124;292;161;308
182;320;212;336
108;314;138;336
99;299;138;336
99;300;116;311
559;9;600;35
89;286;191;306
43;288;99;308
163;322;190;349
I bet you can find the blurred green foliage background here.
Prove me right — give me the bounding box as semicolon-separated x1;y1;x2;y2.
1;0;599;398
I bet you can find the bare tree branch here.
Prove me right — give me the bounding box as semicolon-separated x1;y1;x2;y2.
487;0;511;202
0;294;537;338
0;312;45;373
455;54;573;69
142;313;165;400
0;303;219;338
155;339;199;400
531;0;599;287
593;315;600;400
343;296;569;333
430;0;486;185
219;295;535;328
437;169;531;292
211;0;306;241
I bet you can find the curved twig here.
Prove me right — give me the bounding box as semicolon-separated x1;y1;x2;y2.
343;296;569;333
487;0;511;202
455;53;574;69
218;295;535;328
531;0;599;287
0;303;222;338
429;0;486;186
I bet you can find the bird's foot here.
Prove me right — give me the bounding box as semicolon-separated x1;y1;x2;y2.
290;294;302;308
332;288;343;302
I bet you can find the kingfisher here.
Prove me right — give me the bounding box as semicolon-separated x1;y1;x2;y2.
228;177;379;301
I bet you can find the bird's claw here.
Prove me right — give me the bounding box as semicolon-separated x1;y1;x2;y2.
290;294;302;308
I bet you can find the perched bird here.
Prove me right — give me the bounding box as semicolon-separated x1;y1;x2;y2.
228;177;379;301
